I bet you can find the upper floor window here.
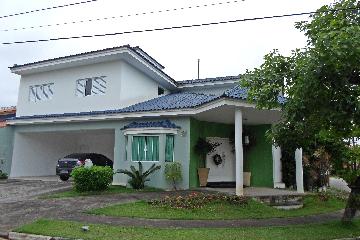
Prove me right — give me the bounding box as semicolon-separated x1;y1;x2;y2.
29;83;54;102
76;76;106;97
158;87;165;95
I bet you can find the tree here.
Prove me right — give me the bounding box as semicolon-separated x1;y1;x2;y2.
164;162;183;190
240;0;360;222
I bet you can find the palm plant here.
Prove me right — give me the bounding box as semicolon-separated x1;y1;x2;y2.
117;162;161;189
194;137;220;168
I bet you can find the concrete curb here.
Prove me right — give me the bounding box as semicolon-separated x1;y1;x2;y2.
0;232;8;239
334;238;360;240
7;232;360;240
8;232;77;240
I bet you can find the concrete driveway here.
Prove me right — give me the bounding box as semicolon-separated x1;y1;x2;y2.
0;178;72;203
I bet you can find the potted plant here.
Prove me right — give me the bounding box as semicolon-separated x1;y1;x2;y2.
194;138;220;187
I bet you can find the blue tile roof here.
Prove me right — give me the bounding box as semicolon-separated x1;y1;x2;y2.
10;85;285;121
223;85;248;99
0;113;16;121
121;120;180;130
178;75;240;85
223;85;287;103
120;92;219;112
11;92;220;120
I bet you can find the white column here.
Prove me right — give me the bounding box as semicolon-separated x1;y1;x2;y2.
295;148;304;193
235;108;244;196
272;145;285;188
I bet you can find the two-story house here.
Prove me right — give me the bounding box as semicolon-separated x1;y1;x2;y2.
6;45;304;195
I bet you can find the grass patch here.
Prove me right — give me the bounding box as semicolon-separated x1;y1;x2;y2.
88;195;345;220
16;218;360;240
40;185;161;199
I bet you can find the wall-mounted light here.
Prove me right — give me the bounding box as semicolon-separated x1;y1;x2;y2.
179;129;187;137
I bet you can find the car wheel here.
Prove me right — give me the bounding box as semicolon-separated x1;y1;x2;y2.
59;174;70;181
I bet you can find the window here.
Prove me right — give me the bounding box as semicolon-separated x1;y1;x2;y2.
165;135;175;162
29;83;54;102
132;136;159;161
125;135;128;161
76;76;106;97
158;87;165;95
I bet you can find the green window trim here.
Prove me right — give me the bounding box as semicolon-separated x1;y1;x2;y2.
131;135;159;162
125;135;128;161
165;134;175;162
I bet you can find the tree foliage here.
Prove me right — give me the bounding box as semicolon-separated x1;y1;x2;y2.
240;0;360;176
240;0;360;222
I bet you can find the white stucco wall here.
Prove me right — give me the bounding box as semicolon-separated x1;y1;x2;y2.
16;60;166;117
10;130;114;177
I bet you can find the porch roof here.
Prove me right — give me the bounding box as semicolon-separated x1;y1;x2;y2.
121;120;180;130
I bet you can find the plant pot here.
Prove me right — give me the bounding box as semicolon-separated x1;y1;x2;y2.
198;168;210;187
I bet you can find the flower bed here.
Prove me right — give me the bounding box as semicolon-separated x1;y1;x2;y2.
149;192;248;209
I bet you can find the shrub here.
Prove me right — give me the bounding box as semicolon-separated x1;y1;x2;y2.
164;162;182;190
0;170;8;180
317;192;330;202
117;162;161;189
149;192;248;209
71;166;113;192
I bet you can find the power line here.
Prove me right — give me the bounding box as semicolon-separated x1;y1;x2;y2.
2;6;359;45
1;0;243;32
0;0;98;19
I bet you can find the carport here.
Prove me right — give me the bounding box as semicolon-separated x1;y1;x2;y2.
10;129;115;177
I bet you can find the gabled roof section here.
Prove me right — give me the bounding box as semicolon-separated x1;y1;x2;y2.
132;46;165;70
9;45;177;88
10;45;163;71
0;106;16;115
177;75;240;87
121;120;180;130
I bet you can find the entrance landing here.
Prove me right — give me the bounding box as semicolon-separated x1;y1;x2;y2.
201;187;304;197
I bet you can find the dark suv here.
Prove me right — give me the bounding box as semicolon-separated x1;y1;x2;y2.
56;153;113;181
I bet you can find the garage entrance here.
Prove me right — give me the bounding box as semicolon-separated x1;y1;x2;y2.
10;129;115;177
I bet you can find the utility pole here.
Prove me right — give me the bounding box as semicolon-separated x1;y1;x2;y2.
197;59;200;79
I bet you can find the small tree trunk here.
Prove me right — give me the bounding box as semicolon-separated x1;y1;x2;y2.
342;176;360;223
173;179;177;191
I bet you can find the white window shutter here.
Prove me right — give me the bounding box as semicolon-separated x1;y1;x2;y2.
76;79;86;97
91;76;106;95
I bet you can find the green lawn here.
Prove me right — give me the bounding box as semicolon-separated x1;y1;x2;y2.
88;195;345;220
16;218;360;240
40;185;161;199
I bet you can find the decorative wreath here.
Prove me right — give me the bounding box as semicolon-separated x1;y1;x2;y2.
213;154;223;166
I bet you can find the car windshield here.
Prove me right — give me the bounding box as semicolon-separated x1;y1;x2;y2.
64;153;88;159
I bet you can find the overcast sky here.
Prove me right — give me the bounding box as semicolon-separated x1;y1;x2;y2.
0;0;333;107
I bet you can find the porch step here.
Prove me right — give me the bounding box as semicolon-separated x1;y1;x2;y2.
256;195;304;210
207;182;236;188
